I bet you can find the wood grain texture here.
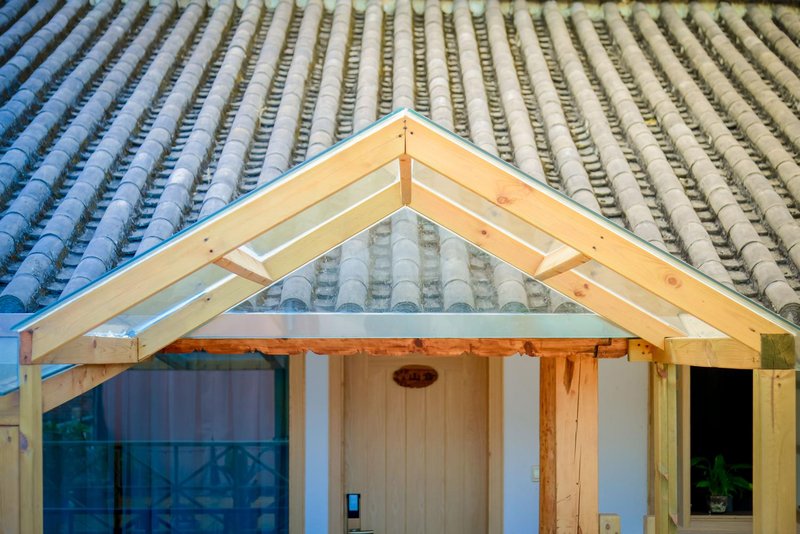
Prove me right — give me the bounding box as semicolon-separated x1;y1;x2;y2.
752;369;796;534
19;365;42;533
23;116;406;362
289;354;305;534
163;337;629;358
344;355;487;533
539;355;599;534
653;363;678;534
0;426;19;534
405;115;793;350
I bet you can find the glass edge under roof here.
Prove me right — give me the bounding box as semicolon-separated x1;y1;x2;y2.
404;109;800;336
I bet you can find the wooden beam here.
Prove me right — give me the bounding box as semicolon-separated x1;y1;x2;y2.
752;369;795;534
400;154;412;205
534;246;589;280
539;355;598;533
18;365;42;533
42;364;131;413
410;182;684;348
760;333;795;369
214;247;272;286
488;358;504;533
404;116;794;350
136;183;403;358
289;354;305;534
629;336;796;370
0;426;20;533
652;363;678;534
19;115;406;362
161;337;630;358
35;335;138;364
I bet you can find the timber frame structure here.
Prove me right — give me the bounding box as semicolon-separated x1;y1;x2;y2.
2;109;799;533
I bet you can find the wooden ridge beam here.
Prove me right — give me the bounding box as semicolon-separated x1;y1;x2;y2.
161;337;629;358
534;246;590;281
214;247;272;286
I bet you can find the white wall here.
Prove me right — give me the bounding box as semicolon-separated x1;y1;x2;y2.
305;353;329;531
305;354;649;533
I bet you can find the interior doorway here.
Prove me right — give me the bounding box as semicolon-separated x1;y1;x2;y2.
341;354;489;533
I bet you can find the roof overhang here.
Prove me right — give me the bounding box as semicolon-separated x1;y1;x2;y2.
11;109;799;370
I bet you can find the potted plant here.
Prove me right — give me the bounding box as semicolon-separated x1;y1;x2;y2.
691;454;752;513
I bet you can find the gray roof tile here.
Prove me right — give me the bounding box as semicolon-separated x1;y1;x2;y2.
0;0;797;321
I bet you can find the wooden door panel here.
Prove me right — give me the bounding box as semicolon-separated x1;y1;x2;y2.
344;355;487;533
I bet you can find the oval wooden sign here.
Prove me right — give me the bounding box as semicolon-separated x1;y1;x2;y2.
393;365;438;389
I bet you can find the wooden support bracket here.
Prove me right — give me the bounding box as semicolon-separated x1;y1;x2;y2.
534;246;590;280
214;247;273;286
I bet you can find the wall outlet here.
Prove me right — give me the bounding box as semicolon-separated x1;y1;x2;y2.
531;465;540;482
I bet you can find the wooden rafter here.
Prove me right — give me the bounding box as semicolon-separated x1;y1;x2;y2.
17;115;407;362
136;182;403;359
403;114;796;351
410;181;685;348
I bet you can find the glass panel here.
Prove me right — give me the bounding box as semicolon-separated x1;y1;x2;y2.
43;354;289;533
408;110;800;334
88;264;234;336
232;207;592;314
248;160;399;256
17;108;409;331
413;161;557;253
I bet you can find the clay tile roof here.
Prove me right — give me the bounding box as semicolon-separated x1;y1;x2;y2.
0;0;797;322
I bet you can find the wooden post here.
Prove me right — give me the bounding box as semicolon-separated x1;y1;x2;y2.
652;363;677;534
753;369;795;533
19;364;42;533
0;425;20;533
539;355;598;533
289;353;305;534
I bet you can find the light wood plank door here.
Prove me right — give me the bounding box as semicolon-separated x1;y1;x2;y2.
344;355;488;534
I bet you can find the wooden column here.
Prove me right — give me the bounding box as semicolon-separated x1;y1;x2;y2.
753;369;795;534
539;355;598;534
289;353;305;534
652;363;678;534
0;425;20;533
19;364;42;533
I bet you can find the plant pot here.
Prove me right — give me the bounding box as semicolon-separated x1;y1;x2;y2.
708;495;731;514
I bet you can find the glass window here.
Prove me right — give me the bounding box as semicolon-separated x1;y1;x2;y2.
43;354;289;533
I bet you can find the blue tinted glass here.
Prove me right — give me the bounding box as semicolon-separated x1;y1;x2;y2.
43;354;289;532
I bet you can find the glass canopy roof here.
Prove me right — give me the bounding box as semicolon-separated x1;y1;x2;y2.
11;109;798;372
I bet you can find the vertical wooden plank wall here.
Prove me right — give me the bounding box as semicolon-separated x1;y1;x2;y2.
752;369;795;534
539;355;598;534
653;363;677;534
